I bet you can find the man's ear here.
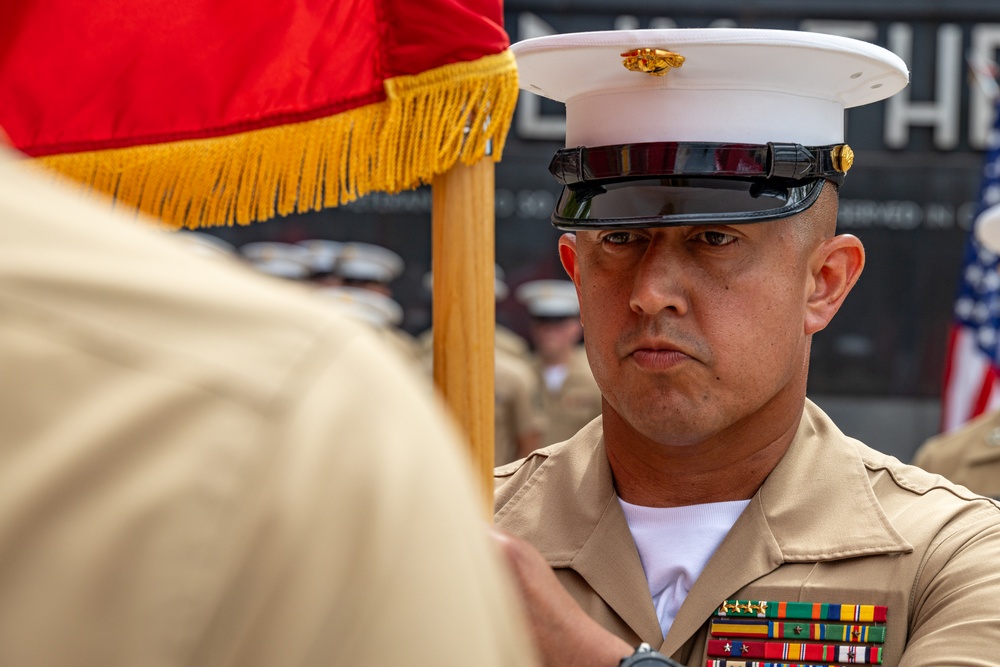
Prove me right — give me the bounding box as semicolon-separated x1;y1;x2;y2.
804;233;865;335
557;233;584;326
558;233;580;284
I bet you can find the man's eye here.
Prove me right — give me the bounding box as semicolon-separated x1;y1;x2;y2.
697;230;737;246
602;231;635;245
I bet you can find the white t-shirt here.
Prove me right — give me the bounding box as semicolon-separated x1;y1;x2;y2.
543;364;569;392
618;497;750;638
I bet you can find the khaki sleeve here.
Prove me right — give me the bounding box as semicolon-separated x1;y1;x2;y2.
0;150;535;667
192;328;538;667
900;506;1000;667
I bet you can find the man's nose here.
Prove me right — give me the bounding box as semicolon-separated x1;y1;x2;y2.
628;242;690;317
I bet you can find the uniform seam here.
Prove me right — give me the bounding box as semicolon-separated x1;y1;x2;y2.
493;452;553;523
495;449;549;479
864;457;1000;510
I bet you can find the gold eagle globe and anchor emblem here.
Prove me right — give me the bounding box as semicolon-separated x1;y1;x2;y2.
621;48;685;76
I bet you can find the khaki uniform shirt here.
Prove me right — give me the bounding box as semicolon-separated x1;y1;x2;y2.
536;346;603;445
495;349;546;466
495;400;1000;666
0;148;536;667
913;410;1000;499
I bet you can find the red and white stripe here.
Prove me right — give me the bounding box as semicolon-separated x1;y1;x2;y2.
941;324;1000;432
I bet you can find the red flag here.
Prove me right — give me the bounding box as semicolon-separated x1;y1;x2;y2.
0;0;516;227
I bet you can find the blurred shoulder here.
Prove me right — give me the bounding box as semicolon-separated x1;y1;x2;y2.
912;410;1000;475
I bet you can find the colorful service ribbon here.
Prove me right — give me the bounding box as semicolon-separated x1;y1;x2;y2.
707;639;882;664
710;619;886;643
707;662;841;667
715;600;887;624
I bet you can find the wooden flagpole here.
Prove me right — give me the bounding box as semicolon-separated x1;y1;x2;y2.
431;157;496;519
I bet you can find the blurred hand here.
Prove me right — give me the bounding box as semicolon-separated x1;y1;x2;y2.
491;527;634;667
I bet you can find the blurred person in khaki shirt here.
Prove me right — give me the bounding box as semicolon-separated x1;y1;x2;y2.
0;142;536;667
913;411;1000;499
516;279;602;447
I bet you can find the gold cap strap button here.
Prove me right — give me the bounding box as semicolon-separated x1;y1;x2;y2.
832;144;854;173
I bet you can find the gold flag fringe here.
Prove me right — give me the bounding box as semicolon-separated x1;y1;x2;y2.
35;50;519;229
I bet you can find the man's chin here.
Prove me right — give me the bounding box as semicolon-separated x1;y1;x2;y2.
607;398;722;448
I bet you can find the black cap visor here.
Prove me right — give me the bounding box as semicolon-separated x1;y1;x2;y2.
553;177;825;231
549;141;844;231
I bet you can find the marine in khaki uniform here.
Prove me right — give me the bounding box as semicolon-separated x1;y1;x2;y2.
517;279;603;446
0;145;536;666
497;402;1000;666
493;264;535;360
492;274;544;464
914;411;1000;499
494;348;547;464
491;29;1000;667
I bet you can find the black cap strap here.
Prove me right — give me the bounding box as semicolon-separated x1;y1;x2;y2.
549;142;850;187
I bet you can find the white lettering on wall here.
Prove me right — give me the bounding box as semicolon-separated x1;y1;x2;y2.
838;198;977;230
885;23;962;149
341;188;979;230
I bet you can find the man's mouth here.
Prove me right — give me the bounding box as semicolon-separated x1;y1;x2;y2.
625;336;700;370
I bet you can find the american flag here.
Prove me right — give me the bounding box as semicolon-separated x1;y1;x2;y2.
941;99;1000;432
